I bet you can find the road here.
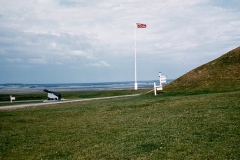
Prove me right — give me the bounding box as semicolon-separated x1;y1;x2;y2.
0;94;141;110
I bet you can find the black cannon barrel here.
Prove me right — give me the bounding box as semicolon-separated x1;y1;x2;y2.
43;89;61;100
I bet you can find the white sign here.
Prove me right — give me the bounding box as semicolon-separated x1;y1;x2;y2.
160;76;166;83
161;76;166;80
154;72;167;95
10;95;16;103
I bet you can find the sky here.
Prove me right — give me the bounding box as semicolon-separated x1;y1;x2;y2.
0;0;240;84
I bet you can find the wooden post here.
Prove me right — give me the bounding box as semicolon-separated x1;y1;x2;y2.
154;82;157;96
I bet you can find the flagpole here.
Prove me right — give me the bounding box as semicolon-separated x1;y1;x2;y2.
134;23;138;90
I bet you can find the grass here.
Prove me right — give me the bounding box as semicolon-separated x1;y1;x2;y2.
164;46;240;93
0;90;239;159
0;89;150;106
0;93;46;102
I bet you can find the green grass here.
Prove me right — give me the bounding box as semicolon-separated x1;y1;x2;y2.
0;89;150;106
164;46;240;93
61;89;150;99
0;91;239;159
0;93;46;102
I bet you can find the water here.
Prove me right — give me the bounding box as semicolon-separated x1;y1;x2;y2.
0;80;174;93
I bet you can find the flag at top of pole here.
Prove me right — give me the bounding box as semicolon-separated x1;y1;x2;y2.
137;23;147;28
134;23;147;90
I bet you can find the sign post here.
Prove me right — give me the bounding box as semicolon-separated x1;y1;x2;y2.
154;72;167;95
10;95;15;103
159;72;166;86
154;81;157;96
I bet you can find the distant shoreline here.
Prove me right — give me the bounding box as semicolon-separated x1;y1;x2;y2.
0;80;174;94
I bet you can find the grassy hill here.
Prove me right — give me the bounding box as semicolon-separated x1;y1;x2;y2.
164;46;240;93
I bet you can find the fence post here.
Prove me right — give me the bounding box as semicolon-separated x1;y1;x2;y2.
154;82;157;96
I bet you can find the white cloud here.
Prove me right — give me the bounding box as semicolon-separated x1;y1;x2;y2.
71;50;95;59
0;0;239;83
6;58;23;63
90;61;110;67
28;59;47;64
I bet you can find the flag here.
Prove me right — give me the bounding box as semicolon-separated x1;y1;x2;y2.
137;23;147;28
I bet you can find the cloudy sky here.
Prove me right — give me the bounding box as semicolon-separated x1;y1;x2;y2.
0;0;239;84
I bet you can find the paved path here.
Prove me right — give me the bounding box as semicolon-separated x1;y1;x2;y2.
0;94;141;110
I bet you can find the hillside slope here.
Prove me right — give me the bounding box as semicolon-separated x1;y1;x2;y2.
164;46;240;93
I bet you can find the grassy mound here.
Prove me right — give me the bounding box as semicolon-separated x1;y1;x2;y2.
164;46;240;93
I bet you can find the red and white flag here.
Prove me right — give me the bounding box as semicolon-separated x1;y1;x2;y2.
137;23;147;28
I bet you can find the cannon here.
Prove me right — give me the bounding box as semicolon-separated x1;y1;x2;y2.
43;89;61;101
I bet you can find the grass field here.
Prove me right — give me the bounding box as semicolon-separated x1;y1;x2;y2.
0;89;150;106
0;90;239;159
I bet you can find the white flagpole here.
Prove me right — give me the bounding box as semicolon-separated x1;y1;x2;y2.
134;23;138;90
